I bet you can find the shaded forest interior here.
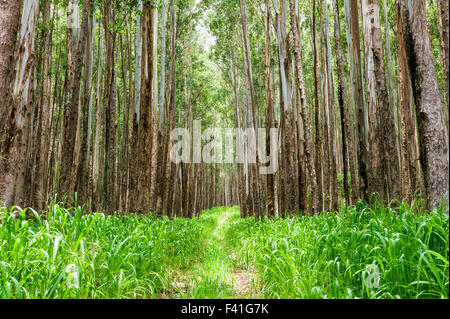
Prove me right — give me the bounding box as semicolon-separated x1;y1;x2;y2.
0;0;449;218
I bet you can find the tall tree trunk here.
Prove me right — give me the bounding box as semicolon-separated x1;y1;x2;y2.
347;0;370;202
290;0;318;214
399;0;449;209
102;1;117;214
162;0;177;219
323;0;338;211
265;0;275;218
333;0;351;206
312;0;323;212
149;6;159;212
0;0;39;208
240;0;265;219
437;0;449;116
76;5;94;206
128;0;143;213
35;0;56;209
362;0;401;202
92;26;103;211
343;0;360;203
0;0;21;143
382;0;401;172
231;49;247;219
59;0;90;198
159;0;168;130
396;0;418;199
136;2;156;214
182;40;192;218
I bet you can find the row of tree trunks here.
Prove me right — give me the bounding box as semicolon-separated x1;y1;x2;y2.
1;0;447;216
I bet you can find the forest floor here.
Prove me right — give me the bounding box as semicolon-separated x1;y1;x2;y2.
0;203;447;299
161;208;262;299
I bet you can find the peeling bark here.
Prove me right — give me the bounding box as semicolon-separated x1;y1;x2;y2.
399;0;449;209
0;0;39;208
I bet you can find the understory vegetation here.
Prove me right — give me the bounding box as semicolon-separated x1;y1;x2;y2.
1;202;448;299
0;200;204;298
225;202;449;299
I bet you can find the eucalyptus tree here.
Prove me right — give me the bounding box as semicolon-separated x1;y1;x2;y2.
0;0;22;207
361;0;401;202
0;0;40;208
59;0;91;198
398;0;449;209
345;0;369;202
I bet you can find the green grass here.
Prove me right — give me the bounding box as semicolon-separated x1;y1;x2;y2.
0;200;204;298
225;201;449;299
1;200;448;299
168;207;263;299
176;207;242;299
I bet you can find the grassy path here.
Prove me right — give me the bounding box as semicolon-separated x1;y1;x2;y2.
164;207;261;299
1;203;446;299
161;204;448;299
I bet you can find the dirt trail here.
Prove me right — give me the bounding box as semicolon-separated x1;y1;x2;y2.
162;208;262;299
216;210;261;298
231;267;261;298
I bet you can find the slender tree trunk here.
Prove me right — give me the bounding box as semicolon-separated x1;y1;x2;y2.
290;0;318;214
333;0;351;206
128;0;143;213
240;0;265;219
136;2;156;214
92;27;103;211
159;0;168;130
29;0;49;209
343;0;360;203
383;0;402;173
348;0;370;202
162;0;177;219
149;6;159;212
36;0;56;209
437;0;449;114
323;0;338;211
265;0;276;218
102;1;118;214
397;33;410;197
231;49;247;219
312;0;323;212
76;5;94;205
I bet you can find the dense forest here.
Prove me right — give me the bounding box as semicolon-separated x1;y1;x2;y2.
0;0;448;300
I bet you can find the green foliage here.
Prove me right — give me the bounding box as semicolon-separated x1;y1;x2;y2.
225;202;449;299
0;201;204;299
1;203;448;299
177;207;238;299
